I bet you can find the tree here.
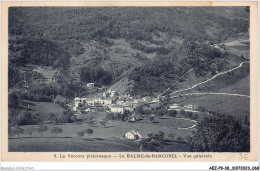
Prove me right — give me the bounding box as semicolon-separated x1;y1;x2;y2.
168;133;175;141
168;110;177;117
158;131;165;142
192;113;198;120
25;127;35;137
48;113;57;122
20;111;34;125
37;123;48;138
180;109;185;115
77;132;84;138
85;128;94;138
106;112;115;120
10;125;24;139
51;127;63;138
100;118;108;128
185;111;193;118
190;113;250;152
149;116;155;123
177;136;184;142
9;93;19;107
156;108;167;118
135;105;144;115
165;94;170;101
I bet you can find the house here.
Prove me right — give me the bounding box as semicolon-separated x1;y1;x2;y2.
142;96;152;103
124;130;142;140
169;103;179;109
117;97;126;105
111;105;125;114
73;106;78;111
110;91;116;97
184;104;196;110
86;83;95;89
132;99;145;108
127;112;140;123
101;97;112;106
74;97;81;103
102;92;109;98
148;101;160;110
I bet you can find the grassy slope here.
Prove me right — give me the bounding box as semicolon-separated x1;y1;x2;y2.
19;100;65;121
13;117;195;139
180;94;249;119
225;38;250;59
218;75;249;95
9;116;194;152
193;63;249;94
8;137;189;152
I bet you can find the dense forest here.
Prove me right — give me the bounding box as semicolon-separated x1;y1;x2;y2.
8;7;249;97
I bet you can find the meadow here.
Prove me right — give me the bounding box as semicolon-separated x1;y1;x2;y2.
9;116;194;152
180;94;249;119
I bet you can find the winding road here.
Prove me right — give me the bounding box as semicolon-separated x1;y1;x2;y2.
152;61;249;103
175;92;250;98
169;61;249;96
176;118;197;130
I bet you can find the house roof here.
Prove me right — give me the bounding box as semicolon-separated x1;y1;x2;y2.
111;105;125;108
102;97;112;100
118;97;125;101
133;99;145;103
126;130;141;136
85;93;102;99
125;97;133;102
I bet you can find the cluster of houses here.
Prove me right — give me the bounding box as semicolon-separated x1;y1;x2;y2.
72;83;153;115
168;103;198;113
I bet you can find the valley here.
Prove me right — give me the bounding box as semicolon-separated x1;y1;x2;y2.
8;7;250;152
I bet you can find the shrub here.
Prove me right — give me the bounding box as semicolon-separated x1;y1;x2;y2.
51;127;63;138
77;132;84;138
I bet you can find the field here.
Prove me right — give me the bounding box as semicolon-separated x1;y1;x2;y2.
33;66;57;83
9;116;195;152
8;136;189;152
180;94;249;119
219;75;249;95
193;63;249;94
19;100;65;121
224;38;250;59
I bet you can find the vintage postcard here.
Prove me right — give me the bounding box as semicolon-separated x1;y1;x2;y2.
1;1;258;162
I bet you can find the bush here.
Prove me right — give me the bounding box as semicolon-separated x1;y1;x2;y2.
176;136;184;142
85;128;94;138
149;116;155;123
106;113;115;120
51;126;63;137
77;132;84;138
192;113;199;120
168;133;175;140
180;109;185;115
168;110;177;117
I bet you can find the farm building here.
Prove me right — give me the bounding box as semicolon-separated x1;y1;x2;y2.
86;83;95;89
124;130;142;140
169;103;179;109
111;105;125;114
132;99;145;108
142;96;152;102
184;104;197;110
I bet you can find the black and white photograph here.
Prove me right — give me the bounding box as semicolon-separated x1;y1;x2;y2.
7;5;252;154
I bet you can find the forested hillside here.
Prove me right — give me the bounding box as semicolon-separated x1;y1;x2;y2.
8;7;249;97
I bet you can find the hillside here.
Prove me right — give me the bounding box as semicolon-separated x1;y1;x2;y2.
8;7;250;98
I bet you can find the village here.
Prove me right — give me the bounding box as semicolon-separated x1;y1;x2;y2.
71;83;200;141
